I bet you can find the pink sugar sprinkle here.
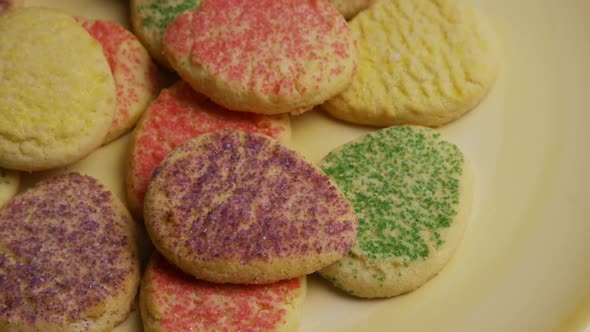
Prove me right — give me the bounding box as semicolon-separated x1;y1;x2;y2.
163;0;351;98
148;255;301;331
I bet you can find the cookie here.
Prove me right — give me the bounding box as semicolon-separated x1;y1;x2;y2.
140;254;306;332
0;168;19;209
0;0;22;14
125;81;290;219
322;0;499;127
0;8;116;171
78;17;160;144
0;173;140;331
162;0;357;115
318;126;473;298
144;129;358;284
130;0;204;68
329;0;374;19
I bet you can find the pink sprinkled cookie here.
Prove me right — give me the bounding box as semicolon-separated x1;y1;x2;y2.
78;18;160;144
162;0;357;115
125;81;290;219
144;130;358;284
140;254;306;332
0;0;21;14
0;173;140;331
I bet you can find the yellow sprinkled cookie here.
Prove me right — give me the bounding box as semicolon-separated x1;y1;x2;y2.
0;8;116;171
322;0;499;127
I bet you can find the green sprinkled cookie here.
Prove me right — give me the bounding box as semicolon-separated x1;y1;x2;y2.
130;0;204;67
318;126;473;298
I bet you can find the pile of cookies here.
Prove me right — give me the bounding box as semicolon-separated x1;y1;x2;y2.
0;0;497;331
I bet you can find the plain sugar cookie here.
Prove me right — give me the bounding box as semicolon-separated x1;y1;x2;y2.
318;126;473;298
0;168;18;208
125;81;290;219
322;0;499;127
0;8;116;171
144;130;358;284
0;173;140;331
140;254;306;332
162;0;357;115
329;0;374;19
78;17;160;144
130;0;204;67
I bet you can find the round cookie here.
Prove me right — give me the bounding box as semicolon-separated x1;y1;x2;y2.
0;8;116;171
130;0;204;68
318;126;473;298
0;173;140;331
162;0;357;115
144;129;358;284
322;0;499;127
0;0;22;14
126;81;290;219
140;254;306;332
0;168;18;209
329;0;374;20
77;17;160;144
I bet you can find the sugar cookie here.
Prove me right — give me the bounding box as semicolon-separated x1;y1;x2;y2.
318;126;472;298
0;168;18;208
130;0;204;67
140;254;306;332
125;81;290;219
162;0;357;115
329;0;374;19
322;0;499;127
0;173;140;331
0;8;116;171
78;17;160;144
144;129;358;284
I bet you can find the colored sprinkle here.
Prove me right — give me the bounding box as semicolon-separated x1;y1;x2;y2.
130;82;288;216
139;0;203;32
320;126;464;264
146;254;302;331
163;0;352;97
79;18;158;132
0;173;136;326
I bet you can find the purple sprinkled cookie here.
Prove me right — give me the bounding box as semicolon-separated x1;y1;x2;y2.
0;173;140;331
143;129;358;284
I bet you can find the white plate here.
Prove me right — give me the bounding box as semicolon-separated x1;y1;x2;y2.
19;0;590;331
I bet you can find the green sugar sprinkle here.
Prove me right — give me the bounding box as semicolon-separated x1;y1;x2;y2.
321;126;464;263
139;0;203;32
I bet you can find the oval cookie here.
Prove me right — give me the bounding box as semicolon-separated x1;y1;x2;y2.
130;0;204;67
318;126;473;298
78;18;160;144
126;81;290;219
162;0;357;115
144;129;358;284
0;168;18;209
322;0;499;127
0;8;116;171
140;254;306;332
0;173;140;331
